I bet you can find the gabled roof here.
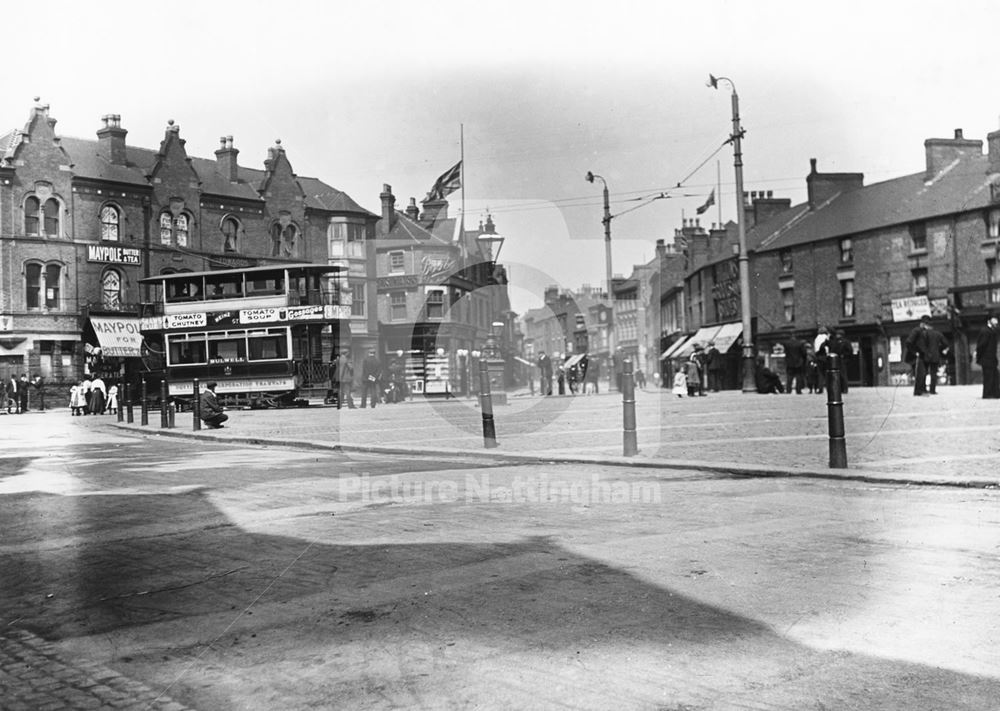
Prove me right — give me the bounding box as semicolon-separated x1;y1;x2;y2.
755;156;995;252
298;176;377;216
378;210;453;248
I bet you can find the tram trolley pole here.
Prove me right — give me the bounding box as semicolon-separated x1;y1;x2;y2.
160;380;169;428
478;360;498;449
826;353;848;468
622;359;638;456
140;379;148;426
192;378;201;431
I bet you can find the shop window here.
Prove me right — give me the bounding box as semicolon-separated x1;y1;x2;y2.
909;223;927;252
841;279;855;318
101;205;120;241
390;291;407;321
782;288;795;322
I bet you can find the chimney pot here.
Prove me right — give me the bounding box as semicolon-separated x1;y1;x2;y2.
810;158;818;173
955;128;964;139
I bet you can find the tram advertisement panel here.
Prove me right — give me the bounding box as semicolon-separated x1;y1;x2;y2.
146;304;349;332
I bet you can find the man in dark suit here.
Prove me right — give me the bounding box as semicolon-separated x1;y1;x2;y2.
784;335;807;394
537;351;553;396
360;348;382;408
906;315;949;396
976;316;1000;399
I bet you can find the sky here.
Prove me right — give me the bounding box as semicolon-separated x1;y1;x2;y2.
11;0;1000;314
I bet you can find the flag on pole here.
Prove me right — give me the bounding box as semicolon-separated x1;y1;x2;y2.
696;189;715;215
426;160;462;201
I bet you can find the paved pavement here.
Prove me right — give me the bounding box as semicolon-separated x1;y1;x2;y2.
0;628;194;711
111;383;1000;487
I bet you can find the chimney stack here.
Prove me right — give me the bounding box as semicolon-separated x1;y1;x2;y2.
380;184;396;234
405;197;420;220
924;128;982;179
97;114;128;165
806;158;864;210
214;135;239;182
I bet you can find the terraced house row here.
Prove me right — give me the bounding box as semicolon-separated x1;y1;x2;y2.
646;126;1000;389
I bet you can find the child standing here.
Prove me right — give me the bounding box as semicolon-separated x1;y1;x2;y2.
672;368;687;397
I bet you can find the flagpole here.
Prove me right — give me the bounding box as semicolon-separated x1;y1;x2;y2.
716;160;722;227
460;124;466;256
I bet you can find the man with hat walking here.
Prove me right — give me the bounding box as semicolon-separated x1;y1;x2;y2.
906;315;949;396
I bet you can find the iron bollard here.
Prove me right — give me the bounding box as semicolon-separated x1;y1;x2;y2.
126;382;134;423
826;353;848;468
117;380;124;422
160;380;169;428
622;359;638;456
141;379;148;426
478;360;498;449
168;402;176;429
192;378;201;431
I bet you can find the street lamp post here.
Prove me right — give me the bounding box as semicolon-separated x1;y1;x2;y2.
585;171;616;386
708;74;756;393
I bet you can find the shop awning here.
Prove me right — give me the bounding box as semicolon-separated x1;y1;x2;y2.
90;316;143;357
712;321;743;353
659;335;691;360
673;325;723;359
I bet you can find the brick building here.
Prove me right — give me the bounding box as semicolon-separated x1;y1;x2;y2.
0;100;376;402
374;185;512;396
664;126;1000;389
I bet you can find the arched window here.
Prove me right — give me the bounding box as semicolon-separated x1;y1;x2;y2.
159;211;191;246
25;197;40;235
175;213;189;247
101;205;120;241
222;216;240;253
102;269;122;309
43;199;59;236
270;222;299;258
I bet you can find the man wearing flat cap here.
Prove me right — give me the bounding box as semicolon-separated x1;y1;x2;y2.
200;381;229;428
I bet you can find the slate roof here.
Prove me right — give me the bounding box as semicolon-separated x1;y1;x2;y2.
21;132;371;216
378;211;453;248
753;156;995;253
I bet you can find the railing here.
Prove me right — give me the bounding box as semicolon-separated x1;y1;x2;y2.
294;359;329;387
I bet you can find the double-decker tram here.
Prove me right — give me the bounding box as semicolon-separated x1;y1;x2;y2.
139;263;347;408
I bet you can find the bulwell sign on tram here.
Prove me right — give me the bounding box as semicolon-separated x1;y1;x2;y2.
142;304;350;331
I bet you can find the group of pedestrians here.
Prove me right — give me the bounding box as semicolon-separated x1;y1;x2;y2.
68;374;117;415
4;373;44;414
326;348;410;409
535;350;613;396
